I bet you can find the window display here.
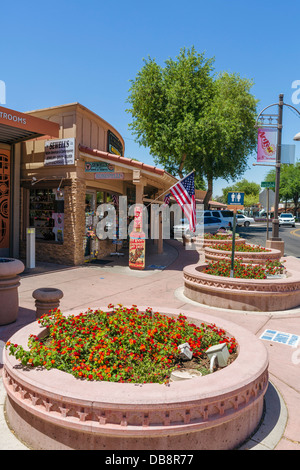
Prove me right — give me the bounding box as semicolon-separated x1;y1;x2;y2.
29;188;64;242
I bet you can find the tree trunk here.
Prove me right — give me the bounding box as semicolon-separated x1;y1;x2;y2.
178;154;187;178
203;177;213;209
293;193;299;216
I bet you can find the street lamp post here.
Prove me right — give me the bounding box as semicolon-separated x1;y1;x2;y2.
272;94;283;241
255;94;300;252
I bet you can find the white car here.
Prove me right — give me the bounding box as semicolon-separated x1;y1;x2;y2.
279;213;295;227
235;214;255;227
204;210;234;228
173;216;230;238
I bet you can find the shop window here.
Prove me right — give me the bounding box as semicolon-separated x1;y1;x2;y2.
29;188;64;242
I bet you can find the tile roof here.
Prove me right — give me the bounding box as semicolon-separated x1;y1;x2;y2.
79;144;173;178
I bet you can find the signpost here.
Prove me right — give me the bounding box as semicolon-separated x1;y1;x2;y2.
227;192;245;277
261;182;275;240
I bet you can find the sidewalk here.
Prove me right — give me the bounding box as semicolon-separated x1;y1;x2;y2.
1;239;300;450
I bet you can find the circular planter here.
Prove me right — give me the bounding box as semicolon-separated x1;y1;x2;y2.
195;236;246;253
3;307;268;450
183;260;300;312
204;244;282;265
0;258;25;325
32;287;64;318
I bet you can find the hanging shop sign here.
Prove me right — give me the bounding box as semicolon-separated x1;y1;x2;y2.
257;128;277;163
85;162;115;172
44;138;75;166
94;172;124;180
107;130;123;156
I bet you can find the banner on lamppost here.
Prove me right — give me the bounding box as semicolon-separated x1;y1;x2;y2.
257;128;277;163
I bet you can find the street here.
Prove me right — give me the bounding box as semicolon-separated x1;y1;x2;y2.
236;223;300;258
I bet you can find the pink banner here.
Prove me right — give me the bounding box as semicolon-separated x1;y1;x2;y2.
257;128;277;162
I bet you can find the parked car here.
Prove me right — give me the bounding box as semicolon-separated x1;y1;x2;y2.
279;213;295;227
173;216;230;238
202;216;231;233
236;214;255;227
203;210;234;228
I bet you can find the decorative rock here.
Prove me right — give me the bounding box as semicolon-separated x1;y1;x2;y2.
170;368;202;381
32;287;64;318
206;343;229;367
0;258;25;325
178;342;193;360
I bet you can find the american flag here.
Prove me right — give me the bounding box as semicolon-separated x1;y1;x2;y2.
170;172;196;232
163;193;171;206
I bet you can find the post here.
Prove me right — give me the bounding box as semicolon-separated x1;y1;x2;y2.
266;188;270;241
271;93;283;240
26;227;35;269
230;212;237;278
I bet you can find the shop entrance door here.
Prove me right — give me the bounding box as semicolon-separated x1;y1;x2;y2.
0;149;10;257
84;190;97;261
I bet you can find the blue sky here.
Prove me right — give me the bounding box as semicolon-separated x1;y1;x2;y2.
1;0;300;197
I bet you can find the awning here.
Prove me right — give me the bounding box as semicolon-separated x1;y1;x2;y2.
0;106;59;144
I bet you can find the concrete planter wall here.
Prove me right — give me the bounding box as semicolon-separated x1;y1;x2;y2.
3;307;268;450
195;236;246;253
204;244;282;265
0;258;25;325
183;258;300;312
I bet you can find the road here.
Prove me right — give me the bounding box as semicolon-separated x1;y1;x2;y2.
236;223;300;258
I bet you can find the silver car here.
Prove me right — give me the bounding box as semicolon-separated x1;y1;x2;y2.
174;216;230;238
236;214;255;227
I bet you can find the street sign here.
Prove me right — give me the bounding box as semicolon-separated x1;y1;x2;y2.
227;192;244;206
261;181;275;188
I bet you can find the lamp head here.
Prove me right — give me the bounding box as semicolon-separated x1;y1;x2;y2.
293;132;300;141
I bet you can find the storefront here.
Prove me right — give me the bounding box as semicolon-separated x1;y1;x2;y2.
18;103;177;265
0;106;59;258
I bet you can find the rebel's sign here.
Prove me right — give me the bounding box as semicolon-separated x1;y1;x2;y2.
0;105;59;138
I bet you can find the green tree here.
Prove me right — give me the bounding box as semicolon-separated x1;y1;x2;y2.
265;163;300;214
222;178;260;207
126;47;258;208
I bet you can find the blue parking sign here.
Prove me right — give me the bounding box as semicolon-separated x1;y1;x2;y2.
227;192;244;205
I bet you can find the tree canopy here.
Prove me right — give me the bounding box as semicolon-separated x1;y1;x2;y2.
221;178;260;207
126;47;258;207
265;163;300;214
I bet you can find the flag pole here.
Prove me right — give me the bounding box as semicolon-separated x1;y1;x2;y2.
144;169;195;207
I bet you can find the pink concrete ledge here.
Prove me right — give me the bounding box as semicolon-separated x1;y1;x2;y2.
204;244;282;265
195;236;246;252
183;256;300;312
3;307;268;450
